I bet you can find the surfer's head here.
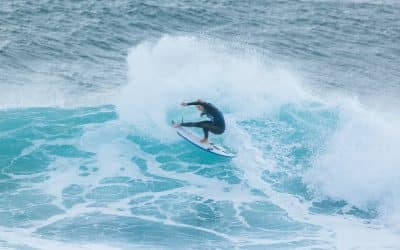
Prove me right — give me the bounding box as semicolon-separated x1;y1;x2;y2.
195;99;204;112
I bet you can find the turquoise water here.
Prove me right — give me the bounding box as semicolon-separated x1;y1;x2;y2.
1;1;400;249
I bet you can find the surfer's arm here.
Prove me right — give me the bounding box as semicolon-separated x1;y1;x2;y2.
186;101;213;112
185;101;202;106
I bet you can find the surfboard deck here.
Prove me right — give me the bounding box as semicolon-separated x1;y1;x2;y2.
172;121;234;158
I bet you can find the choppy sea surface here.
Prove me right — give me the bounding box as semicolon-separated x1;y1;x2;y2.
1;1;400;249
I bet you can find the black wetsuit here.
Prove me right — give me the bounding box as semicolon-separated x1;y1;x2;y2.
180;101;225;139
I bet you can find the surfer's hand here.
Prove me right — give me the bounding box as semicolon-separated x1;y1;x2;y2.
181;102;187;106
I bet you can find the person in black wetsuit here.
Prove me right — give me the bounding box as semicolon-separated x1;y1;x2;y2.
173;99;225;143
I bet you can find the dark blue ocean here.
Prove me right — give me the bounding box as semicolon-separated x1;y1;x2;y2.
1;1;400;249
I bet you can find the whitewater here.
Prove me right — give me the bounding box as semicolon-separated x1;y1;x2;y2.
1;1;400;249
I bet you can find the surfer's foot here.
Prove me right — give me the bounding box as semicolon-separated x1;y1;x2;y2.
200;138;208;143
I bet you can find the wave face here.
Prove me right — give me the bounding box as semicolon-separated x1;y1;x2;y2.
1;1;400;250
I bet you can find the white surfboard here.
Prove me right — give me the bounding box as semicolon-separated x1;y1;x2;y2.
173;122;234;158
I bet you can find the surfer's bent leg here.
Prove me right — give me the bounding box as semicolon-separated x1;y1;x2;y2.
180;121;213;139
180;121;223;139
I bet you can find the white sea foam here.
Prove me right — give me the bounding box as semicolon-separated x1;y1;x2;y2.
116;35;308;138
305;98;400;229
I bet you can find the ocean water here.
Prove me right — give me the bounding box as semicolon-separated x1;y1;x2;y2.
1;1;400;249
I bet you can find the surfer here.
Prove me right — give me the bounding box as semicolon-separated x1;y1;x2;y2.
173;100;225;143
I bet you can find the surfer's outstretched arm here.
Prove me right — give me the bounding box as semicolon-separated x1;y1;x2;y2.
181;100;208;107
184;101;212;109
185;101;202;106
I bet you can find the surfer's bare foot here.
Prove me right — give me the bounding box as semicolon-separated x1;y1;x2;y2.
200;138;208;143
173;123;181;128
